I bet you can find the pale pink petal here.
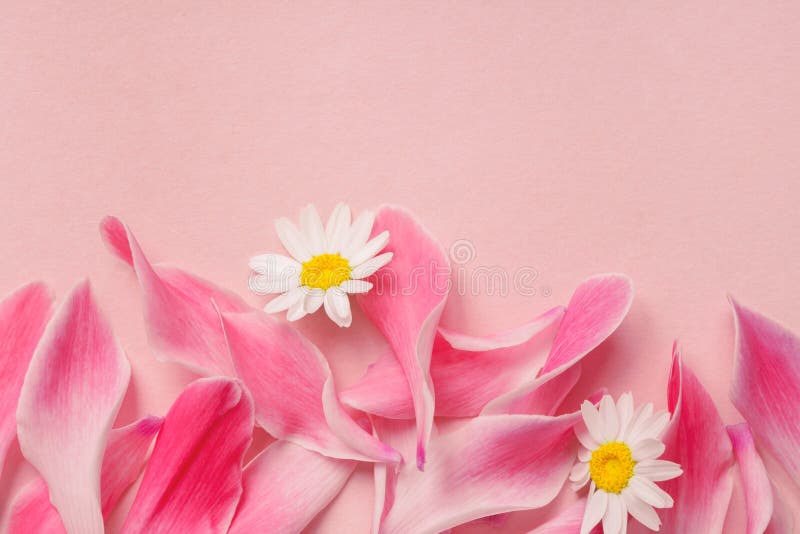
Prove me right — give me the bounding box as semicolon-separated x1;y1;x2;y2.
0;282;53;478
228;441;356;534
527;499;595;534
100;216;250;376
7;416;163;534
727;423;776;534
376;413;580;533
121;378;253;533
356;205;450;468
16;280;131;534
340;306;563;419
484;274;634;414
220;308;401;463
730;298;800;484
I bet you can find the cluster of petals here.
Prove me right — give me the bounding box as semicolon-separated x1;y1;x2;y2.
0;203;794;533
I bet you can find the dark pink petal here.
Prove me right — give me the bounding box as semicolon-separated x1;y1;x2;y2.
483;274;633;414
356;206;450;469
122;378;253;533
7;416;163;534
0;282;53;477
730;298;800;485
100;216;250;376
16;280;130;534
228;441;356;534
375;413;580;533
727;423;773;534
340;306;563;419
220;309;401;463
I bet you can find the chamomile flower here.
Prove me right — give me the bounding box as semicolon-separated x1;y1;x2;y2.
571;393;682;534
249;203;392;327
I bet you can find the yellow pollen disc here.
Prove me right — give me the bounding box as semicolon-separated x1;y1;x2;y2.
589;442;636;494
300;253;352;290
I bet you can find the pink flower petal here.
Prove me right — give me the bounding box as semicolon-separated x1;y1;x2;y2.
727;423;773;534
484;274;633;414
16;280;130;534
100;216;250;376
730;298;800;485
374;413;580;533
340;306;563;419
0;282;53;477
121;378;253;533
7;416;163;534
356;206;450;469
220;308;401;463
526;499;598;534
228;441;356;534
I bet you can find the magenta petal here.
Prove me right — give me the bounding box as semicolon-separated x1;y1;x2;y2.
0;282;53;477
16;280;131;534
356;206;450;468
7;416;163;534
730;298;800;485
122;378;253;533
727;423;773;534
100;216;250;376
484;274;633;414
228;441;356;534
221;309;401;463
376;413;579;533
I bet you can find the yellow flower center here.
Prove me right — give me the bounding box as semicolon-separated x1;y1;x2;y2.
300;253;352;290
589;442;636;493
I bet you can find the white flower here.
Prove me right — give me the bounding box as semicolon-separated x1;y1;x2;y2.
571;393;683;534
248;203;392;327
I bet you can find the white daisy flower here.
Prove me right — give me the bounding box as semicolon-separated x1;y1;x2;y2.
571;393;683;534
248;203;392;327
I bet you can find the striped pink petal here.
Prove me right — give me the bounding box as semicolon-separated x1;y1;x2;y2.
7;416;163;534
121;378;253;533
228;441;356;534
527;499;598;534
0;282;53;477
16;280;130;534
356;206;450;469
100;216;250;376
727;423;774;534
220;308;401;463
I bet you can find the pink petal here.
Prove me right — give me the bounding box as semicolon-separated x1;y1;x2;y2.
340;306;564;419
356;206;450;469
730;298;800;485
100;216;250;376
16;280;131;534
484;273;633;414
0;282;53;477
375;413;580;533
727;423;773;534
228;441;356;534
220;308;401;463
526;499;597;534
121;378;253;533
7;416;163;534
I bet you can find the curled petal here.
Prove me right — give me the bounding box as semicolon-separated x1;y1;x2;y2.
356;206;450;468
228;441;356;534
220;308;400;463
16;280;131;534
727;423;774;534
100;216;250;376
122;378;253;533
527;499;591;533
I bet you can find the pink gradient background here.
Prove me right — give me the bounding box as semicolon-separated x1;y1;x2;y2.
2;2;799;532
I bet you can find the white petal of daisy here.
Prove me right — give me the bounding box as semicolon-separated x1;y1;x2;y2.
325;202;351;253
286;294;308;322
348;230;390;267
350;252;393;279
634;459;683;481
581;401;605;444
581;484;608;534
628;475;674;508
635;410;671;442
340;279;373;294
616;392;635;440
300;204;327;256
625;404;658;443
631;438;666;462
576;425;600;451
275;217;312;262
602;493;626;534
570;462;590;489
264;286;305;314
578;447;592;462
248;272;301;295
248;254;301;294
323;288;352;328
341;210;375;259
304;288;325;314
599;395;620;442
622;488;662;530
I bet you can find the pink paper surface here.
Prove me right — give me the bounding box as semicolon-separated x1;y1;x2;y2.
1;3;799;532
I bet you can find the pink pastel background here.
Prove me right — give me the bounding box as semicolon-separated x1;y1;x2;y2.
2;2;799;532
